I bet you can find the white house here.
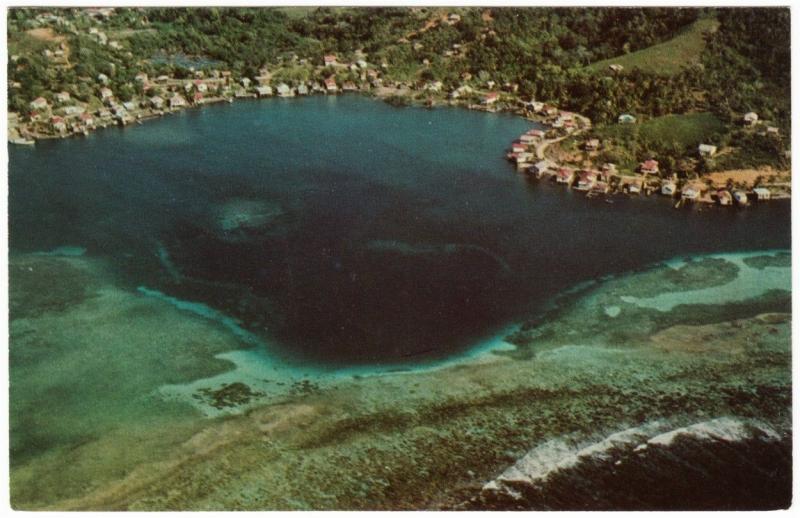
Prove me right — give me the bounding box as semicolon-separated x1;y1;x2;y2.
698;144;717;157
743;112;759;125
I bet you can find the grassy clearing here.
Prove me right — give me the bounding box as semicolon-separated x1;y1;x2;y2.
595;112;726;148
586;16;719;76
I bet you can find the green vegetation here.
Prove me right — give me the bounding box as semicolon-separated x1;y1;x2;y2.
587;16;719;76
6;6;791;173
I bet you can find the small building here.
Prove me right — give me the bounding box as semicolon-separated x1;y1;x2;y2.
50;115;67;133
297;83;309;96
766;126;780;136
584;138;600;151
527;129;545;139
356;59;368;69
556;167;575;185
342;81;357;92
640;159;659;175
519;133;537;145
698;144;717;157
591;181;610;194
194;80;208;93
150;96;164;109
530;101;544;112
276;83;294;97
29;97;48;110
482;92;498;105
753;187;771;200
681;183;702;201
122;101;137;112
717;190;732;206
79;112;95;127
424;81;443;92
661;181;677;196
743;112;759;125
530;160;554;178
169;94;187;108
575;171;597;191
97;73;109;85
627;179;643;194
324;54;338;66
618;113;636;124
609;64;624;73
100;87;114;101
255;85;273;97
601;163;617;176
241;77;251;88
135;72;148;83
541;105;558;116
55;91;71;103
733;190;749;206
192;92;204;104
511;142;527;153
325;77;338;92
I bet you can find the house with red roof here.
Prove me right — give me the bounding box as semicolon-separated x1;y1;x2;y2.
29;97;48;110
324;54;338;66
556;167;575;185
324;77;338;92
640;159;659;175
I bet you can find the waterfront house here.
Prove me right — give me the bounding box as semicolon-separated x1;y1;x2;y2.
527;129;545;139
717;190;733;206
170;94;187;108
276;83;294;97
661;180;677;196
556;167;575;185
530;101;544;112
601;163;617;177
627;178;643;194
733;190;749;205
256;85;273;97
482;92;499;105
519;133;537;145
100;87;113;101
575;171;597;191
79;112;95;127
29;97;48;110
325;77;338;92
743;112;759;125
698;144;717;157
753;187;771;200
511;142;527;153
450;85;473;99
123;101;138;112
297;83;309;95
640;159;659;175
585;138;600;151
50;116;66;133
343;81;358;92
618;113;636;124
55;91;70;103
424;81;443;92
681;183;702;201
150;96;164;109
324;54;338;66
592;181;610;194
192;92;204;104
531;160;554;178
241;77;251;88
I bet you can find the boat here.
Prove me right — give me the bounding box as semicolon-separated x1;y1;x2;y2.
9;137;35;146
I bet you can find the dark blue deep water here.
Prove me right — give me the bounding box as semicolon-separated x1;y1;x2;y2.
8;96;791;365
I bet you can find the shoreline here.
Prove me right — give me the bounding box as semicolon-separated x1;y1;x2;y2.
11;89;789;210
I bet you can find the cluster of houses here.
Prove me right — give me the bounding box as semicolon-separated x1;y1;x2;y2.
11;52;402;142
508;126;780;207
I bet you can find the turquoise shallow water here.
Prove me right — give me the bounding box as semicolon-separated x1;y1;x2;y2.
8;95;792;365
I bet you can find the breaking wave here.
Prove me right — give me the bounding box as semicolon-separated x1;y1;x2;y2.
472;417;791;511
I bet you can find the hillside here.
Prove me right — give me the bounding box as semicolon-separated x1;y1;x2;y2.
586;16;719;76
